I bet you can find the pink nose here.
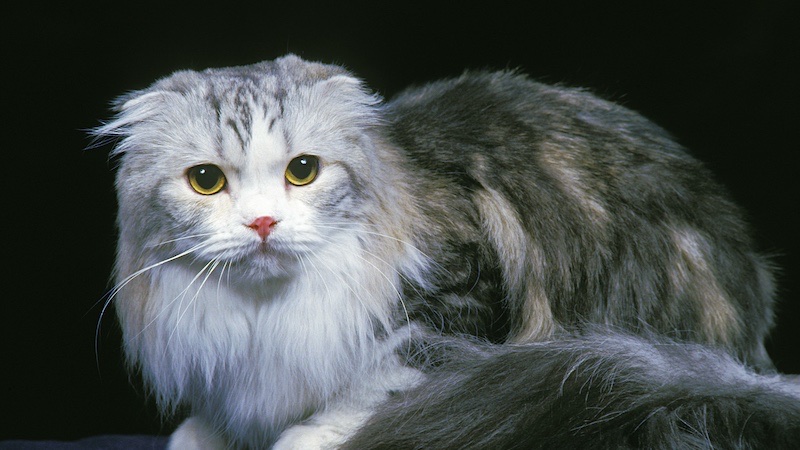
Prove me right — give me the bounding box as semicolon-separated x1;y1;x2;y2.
248;216;277;240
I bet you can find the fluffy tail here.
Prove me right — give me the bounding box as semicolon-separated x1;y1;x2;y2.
343;331;800;449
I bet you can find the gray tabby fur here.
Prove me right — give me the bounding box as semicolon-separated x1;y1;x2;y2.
94;55;798;449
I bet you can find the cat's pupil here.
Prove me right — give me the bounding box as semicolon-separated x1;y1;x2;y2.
196;167;217;188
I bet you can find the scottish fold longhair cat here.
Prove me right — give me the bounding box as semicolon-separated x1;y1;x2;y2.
95;55;800;448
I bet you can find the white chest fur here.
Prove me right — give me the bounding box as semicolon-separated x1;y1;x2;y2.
124;245;415;445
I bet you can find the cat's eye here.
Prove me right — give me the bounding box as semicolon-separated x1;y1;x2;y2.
285;155;319;186
187;164;227;195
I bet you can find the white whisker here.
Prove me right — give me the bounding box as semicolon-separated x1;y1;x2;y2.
317;238;414;353
147;232;219;249
314;223;432;301
314;224;424;253
309;246;388;362
315;223;449;277
315;255;368;307
356;244;428;303
216;259;230;299
131;258;214;343
299;249;335;305
294;252;313;290
95;242;211;366
106;243;211;303
298;244;379;343
168;259;220;345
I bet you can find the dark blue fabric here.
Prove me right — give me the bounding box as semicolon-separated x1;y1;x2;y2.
0;436;168;450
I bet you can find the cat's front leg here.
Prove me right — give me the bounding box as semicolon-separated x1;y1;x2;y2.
168;416;227;450
273;364;423;449
271;407;371;450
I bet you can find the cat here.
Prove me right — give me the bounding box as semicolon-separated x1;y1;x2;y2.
94;54;800;449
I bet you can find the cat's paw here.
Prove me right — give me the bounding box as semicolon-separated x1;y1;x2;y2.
272;423;349;450
168;416;227;450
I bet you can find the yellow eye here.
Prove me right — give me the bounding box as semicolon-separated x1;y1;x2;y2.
188;164;226;195
285;155;319;186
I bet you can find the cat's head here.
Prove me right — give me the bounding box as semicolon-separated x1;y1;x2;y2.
96;55;389;283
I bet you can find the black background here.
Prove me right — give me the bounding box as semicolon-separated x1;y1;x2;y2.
3;1;798;441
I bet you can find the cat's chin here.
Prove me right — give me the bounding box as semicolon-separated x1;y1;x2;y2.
225;249;302;287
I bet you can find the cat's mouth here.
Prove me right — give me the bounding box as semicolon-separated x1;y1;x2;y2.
217;242;299;282
255;240;273;254
246;236;298;262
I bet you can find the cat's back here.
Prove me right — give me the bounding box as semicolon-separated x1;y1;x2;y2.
385;70;678;159
383;71;712;206
384;71;775;370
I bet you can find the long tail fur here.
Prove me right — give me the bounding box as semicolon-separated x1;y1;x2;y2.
344;331;800;449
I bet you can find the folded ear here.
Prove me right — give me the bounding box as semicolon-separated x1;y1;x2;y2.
94;70;203;135
115;89;168;113
315;74;383;107
302;74;384;130
89;89;173;154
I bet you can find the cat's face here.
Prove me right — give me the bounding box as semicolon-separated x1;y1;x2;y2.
109;57;383;283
